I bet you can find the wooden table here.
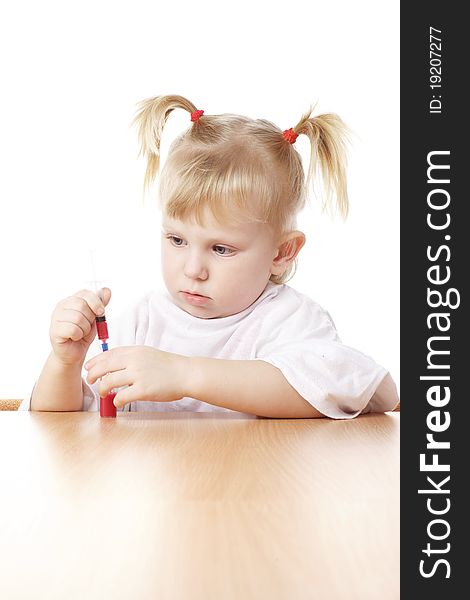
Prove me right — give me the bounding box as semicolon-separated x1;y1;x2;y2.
0;411;399;600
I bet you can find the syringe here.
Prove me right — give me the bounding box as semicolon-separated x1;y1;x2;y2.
96;311;116;418
90;249;116;418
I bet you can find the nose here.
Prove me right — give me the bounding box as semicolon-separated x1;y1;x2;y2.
183;250;209;280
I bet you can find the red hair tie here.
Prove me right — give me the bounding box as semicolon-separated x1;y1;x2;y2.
282;128;299;144
191;109;204;122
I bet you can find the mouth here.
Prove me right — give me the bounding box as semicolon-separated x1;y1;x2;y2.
180;291;211;306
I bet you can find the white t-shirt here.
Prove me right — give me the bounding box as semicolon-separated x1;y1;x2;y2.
19;282;399;418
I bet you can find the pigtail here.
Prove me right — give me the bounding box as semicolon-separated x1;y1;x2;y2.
294;107;350;218
132;95;197;190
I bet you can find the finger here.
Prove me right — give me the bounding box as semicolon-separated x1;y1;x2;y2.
113;385;135;408
99;287;112;307
85;349;128;383
85;346;132;371
56;309;93;337
57;294;100;326
74;289;107;318
97;372;131;398
53;322;88;343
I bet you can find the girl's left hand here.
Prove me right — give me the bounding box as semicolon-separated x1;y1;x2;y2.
85;346;191;408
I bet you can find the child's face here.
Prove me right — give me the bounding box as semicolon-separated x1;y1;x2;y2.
161;210;280;318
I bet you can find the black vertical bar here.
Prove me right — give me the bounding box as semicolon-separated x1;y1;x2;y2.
401;3;466;597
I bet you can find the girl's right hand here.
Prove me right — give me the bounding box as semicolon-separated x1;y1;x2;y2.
49;288;112;366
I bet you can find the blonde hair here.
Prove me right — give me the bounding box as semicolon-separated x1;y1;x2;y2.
133;94;349;283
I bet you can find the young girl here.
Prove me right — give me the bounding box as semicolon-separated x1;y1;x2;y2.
24;94;399;418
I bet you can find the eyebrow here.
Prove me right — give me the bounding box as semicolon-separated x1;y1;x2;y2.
161;223;246;246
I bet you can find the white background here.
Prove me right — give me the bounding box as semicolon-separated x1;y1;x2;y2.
0;0;399;399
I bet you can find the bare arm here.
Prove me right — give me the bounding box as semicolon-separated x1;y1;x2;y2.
31;351;84;412
188;357;323;418
85;347;325;418
30;288;111;412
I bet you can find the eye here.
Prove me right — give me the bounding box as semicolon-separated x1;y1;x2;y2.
213;245;235;256
167;235;186;247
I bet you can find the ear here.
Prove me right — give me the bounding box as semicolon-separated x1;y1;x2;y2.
270;231;306;277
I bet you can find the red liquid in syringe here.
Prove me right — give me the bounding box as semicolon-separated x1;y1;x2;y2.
96;315;109;352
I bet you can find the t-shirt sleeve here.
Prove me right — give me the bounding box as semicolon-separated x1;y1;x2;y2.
255;290;399;419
